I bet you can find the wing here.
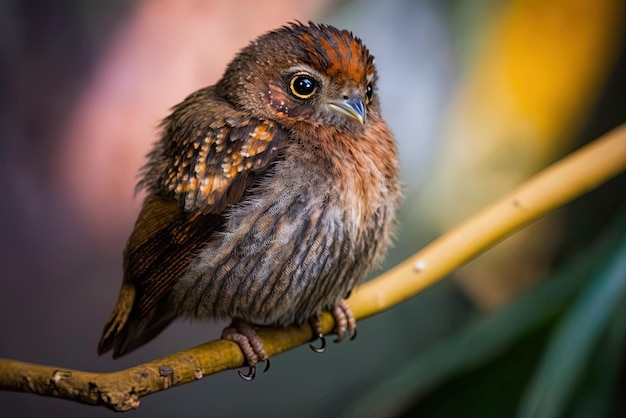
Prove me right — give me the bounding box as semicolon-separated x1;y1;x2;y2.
98;87;290;357
142;86;287;213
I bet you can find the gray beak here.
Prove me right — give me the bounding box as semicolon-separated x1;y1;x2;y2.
326;95;366;125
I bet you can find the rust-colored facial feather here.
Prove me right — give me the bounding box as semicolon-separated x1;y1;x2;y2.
287;22;376;83
216;22;378;125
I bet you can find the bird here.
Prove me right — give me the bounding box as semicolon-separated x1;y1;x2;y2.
97;21;401;380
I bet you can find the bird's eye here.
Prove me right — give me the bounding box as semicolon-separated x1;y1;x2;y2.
289;73;317;99
365;83;374;103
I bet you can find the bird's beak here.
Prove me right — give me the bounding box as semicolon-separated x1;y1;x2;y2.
326;94;367;125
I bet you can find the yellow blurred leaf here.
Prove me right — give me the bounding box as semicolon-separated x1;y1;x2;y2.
420;0;624;308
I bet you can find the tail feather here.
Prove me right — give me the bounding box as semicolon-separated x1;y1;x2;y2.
98;282;136;355
98;282;175;358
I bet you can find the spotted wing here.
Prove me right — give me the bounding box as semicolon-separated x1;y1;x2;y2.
98;87;290;357
143;86;287;213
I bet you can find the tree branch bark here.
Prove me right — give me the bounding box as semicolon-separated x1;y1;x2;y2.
1;124;624;411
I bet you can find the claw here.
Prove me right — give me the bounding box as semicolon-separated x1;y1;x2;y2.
309;333;326;353
335;328;357;343
236;358;268;381
222;319;268;381
238;365;256;381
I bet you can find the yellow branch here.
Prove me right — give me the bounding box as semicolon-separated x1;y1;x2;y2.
354;123;626;318
0;123;625;411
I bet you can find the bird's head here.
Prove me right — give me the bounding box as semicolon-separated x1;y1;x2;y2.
216;22;379;131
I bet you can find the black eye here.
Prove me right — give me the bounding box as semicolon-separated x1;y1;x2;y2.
289;73;317;99
365;83;373;103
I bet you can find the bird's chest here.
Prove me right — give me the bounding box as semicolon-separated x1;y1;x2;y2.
176;144;394;325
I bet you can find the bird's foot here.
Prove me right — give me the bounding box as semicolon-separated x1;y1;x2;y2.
222;319;270;381
332;299;357;343
309;299;357;353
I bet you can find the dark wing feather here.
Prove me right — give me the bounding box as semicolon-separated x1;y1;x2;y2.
98;87;289;357
142;86;286;213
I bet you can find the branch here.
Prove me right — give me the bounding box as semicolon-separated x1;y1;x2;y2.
1;123;625;411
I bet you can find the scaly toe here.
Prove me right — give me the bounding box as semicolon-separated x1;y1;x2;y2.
333;299;356;343
222;319;268;380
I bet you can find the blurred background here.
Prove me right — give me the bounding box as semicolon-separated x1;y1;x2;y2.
0;0;624;417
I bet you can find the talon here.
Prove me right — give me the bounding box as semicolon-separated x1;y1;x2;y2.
238;365;256;381
350;328;357;341
262;359;271;373
309;333;326;353
222;319;268;380
345;289;352;299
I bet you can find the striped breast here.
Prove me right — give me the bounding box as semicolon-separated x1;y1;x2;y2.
172;138;396;326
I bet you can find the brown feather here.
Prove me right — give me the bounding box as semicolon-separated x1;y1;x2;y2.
98;89;290;357
140;87;289;213
98;195;223;356
98;22;401;363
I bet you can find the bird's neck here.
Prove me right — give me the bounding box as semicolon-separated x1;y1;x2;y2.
303;120;399;223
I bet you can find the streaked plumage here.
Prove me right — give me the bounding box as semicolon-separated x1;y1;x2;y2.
98;22;400;376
